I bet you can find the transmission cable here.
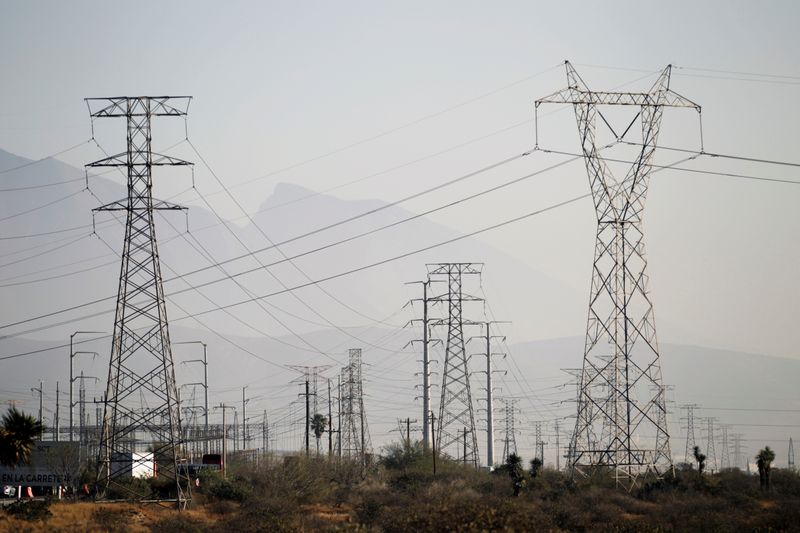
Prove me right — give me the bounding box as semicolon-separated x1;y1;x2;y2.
87;141;346;365
186;144;404;352
0;139;92;175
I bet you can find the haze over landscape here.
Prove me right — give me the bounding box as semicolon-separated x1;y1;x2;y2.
1;0;798;509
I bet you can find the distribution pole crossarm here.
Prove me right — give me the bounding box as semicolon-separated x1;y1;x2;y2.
536;62;702;489
88;96;193;509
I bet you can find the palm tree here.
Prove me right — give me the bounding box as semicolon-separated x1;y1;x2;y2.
756;446;776;491
693;445;707;476
310;413;327;455
0;407;44;468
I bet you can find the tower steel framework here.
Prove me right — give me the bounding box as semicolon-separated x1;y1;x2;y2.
500;398;519;461
338;349;371;464
536;62;701;488
87;97;193;507
428;263;482;467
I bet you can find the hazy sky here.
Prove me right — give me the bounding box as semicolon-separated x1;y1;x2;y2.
2;0;797;355
0;1;799;461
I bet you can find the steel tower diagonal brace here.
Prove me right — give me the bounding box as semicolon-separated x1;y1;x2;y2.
86;96;193;508
428;263;483;467
536;62;701;489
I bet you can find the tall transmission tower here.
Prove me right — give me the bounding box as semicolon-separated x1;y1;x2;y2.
339;349;371;465
428;263;483;467
732;433;745;471
87;97;193;507
537;62;701;488
682;404;699;464
789;437;795;471
704;417;718;473
500;398;519;461
720;425;730;470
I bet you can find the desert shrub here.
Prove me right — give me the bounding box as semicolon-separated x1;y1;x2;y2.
207;476;250;502
3;500;52;521
770;468;800;496
210;495;297;533
381;441;426;471
149;513;203;533
206;498;238;516
91;505;146;532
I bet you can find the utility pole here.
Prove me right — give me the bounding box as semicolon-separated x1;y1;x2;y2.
261;409;269;456
789;437;795;471
175;341;208;454
233;410;239;453
69;330;102;443
337;375;342;459
428;263;483;466
305;379;310;457
87;96;193;507
555;419;561;472
537;62;701;488
54;381;60;442
430;411;437;476
31;381;43;436
289;366;330;457
463;427;468;466
471;321;507;469
214;403;234;478
405;418;416;449
242;386;249;452
327;379;334;457
406;279;441;451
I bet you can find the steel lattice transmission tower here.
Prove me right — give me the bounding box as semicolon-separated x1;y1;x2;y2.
536;62;701;488
339;349;371;464
428;263;483;467
682;404;699;465
500;398;519;461
705;417;718;473
720;425;731;470
87;97;193;506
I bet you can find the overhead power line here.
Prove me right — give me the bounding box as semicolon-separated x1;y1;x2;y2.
0;139;92;175
1;143;796;338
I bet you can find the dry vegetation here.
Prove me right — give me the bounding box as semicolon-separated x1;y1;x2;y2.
2;444;799;532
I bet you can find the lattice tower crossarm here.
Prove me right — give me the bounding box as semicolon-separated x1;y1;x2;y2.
87;96;193;508
428;263;483;467
536;62;701;489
